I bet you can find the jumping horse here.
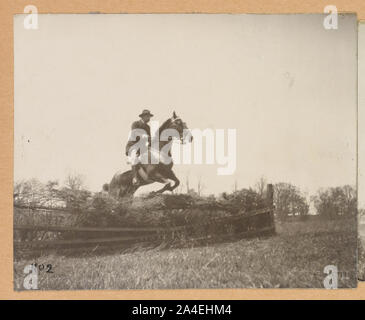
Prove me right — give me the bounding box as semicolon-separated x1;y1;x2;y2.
105;112;193;198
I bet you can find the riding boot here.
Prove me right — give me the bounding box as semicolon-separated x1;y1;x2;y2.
132;164;139;185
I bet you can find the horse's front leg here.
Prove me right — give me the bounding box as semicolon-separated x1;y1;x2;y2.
155;183;172;194
166;170;180;192
152;170;180;194
151;174;172;194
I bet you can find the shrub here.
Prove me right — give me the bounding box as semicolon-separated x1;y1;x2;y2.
71;189;268;228
14;187;270;245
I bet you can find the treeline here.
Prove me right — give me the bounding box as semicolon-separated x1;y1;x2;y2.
273;182;356;220
14;174;91;211
13;175;357;220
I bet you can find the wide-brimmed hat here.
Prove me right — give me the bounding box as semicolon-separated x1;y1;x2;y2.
139;109;154;118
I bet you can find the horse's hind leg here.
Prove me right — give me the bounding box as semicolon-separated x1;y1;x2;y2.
118;184;138;198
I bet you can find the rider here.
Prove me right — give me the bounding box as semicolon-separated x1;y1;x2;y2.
125;109;153;185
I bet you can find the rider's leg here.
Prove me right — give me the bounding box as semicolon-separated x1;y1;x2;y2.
132;164;140;185
127;149;140;185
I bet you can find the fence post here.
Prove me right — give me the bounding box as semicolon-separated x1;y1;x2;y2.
266;184;274;207
266;184;276;234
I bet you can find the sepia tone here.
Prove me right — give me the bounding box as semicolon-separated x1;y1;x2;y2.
12;14;358;290
1;0;363;299
1;0;365;299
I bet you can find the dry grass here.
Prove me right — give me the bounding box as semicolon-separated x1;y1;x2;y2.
14;217;357;290
358;224;365;281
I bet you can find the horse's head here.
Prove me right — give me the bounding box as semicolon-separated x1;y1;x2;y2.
169;111;193;144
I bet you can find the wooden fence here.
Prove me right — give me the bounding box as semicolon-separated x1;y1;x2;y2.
14;185;276;255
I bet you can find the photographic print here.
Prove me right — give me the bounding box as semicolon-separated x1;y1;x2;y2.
13;13;358;289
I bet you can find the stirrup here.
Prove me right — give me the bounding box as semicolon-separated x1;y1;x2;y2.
132;177;139;185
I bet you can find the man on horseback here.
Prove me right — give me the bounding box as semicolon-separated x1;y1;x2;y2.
125;109;153;185
108;111;192;198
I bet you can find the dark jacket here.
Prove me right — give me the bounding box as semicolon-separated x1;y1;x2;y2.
125;120;151;155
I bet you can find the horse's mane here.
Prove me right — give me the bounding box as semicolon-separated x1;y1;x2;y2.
159;118;172;132
148;118;173;150
157;118;172;138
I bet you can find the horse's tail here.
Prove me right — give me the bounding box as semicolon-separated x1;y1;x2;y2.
102;183;109;192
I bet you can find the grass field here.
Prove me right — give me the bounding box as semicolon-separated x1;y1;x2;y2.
14;217;357;289
358;223;365;280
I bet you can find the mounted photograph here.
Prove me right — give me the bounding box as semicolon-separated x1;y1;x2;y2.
13;13;358;289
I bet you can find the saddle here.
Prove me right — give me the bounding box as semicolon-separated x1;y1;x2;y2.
129;148;171;184
135;164;149;182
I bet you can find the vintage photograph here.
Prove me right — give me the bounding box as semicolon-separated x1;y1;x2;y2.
13;13;358;289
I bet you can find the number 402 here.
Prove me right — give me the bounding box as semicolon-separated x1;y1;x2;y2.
31;263;53;273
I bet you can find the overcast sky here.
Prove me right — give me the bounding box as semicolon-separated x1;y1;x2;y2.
14;14;357;197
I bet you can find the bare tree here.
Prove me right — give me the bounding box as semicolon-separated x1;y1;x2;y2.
59;173;91;211
255;176;267;198
185;173;190;193
175;180;184;194
197;175;205;196
64;173;85;191
233;180;238;192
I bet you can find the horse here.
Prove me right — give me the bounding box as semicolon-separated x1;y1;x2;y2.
105;112;193;198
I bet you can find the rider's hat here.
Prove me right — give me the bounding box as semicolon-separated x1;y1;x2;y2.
139;109;154;118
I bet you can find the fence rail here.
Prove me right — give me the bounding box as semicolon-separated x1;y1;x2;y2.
14;225;164;233
13;204;70;212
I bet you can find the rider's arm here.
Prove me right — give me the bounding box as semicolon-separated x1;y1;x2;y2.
130;121;144;142
131;121;140;130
